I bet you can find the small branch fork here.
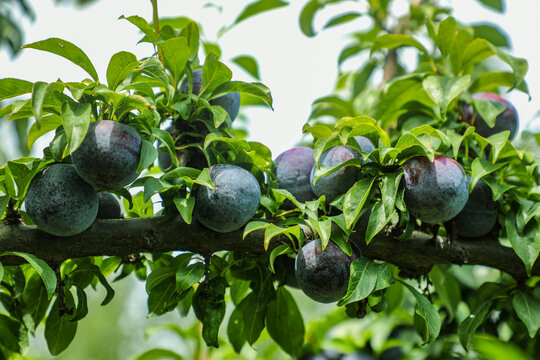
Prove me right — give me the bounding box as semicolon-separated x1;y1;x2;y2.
0;216;535;279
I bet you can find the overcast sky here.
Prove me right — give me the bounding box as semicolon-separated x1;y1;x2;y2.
1;0;538;157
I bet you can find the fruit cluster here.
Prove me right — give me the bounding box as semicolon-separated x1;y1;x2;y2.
273;92;515;303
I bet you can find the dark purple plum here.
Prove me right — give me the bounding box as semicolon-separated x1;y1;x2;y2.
354;136;376;155
274;255;299;288
25;164;98;236
403;155;468;224
295;239;357;303
180;68;241;121
310;146;361;202
465;92;519;140
195;164;261;233
274;146;316;202
72;120;142;190
454;180;498;238
96;192;122;219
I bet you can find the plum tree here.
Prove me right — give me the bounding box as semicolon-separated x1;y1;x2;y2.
274;146;316;202
464;92;519;140
310;146;361;202
25;164;98;236
454;180;498;238
96;192;122;219
402;155;469;224
72;120;142;190
295;239;357;303
180;68;241;121
194;164;261;233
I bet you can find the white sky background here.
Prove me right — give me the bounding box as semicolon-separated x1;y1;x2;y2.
0;0;539;159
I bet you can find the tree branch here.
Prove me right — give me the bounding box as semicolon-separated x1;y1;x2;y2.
0;216;535;279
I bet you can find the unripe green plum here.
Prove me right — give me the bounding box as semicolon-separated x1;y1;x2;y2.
180;68;241;121
275;146;316;202
96;192;122;219
25;164;98;236
310;146;361;202
465;92;519;140
403;155;468;224
295;239;357;303
195;164;261;233
72;120;142;190
454;180;498;238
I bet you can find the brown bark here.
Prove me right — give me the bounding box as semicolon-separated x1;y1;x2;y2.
0;216;535;279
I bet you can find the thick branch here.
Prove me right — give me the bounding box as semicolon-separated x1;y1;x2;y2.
0;216;536;279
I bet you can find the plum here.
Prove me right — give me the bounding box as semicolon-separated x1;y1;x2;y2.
25;164;98;236
96;192;122;219
180;68;241;121
72;120;142;190
354;136;376;155
273;255;299;288
295;239;356;303
310;146;361;202
403;155;468;224
194;164;261;233
465;92;519;140
454;180;498;238
274;146;316;202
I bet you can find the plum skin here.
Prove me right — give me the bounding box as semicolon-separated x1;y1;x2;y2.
96;193;122;219
454;180;498;238
310;146;361;202
275;146;316;202
466;92;519;140
194;164;261;233
72;120;142;190
403;155;469;224
180;68;241;121
25;164;98;236
295;239;356;303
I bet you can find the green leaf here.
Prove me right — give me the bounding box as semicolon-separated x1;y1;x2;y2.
23;38;98;81
477;0;504;12
106;51;139;91
430;265;461;320
266;287;305;357
62;101;91;154
45;293;78;356
72;286;89;322
400;281;441;344
176;262;205;293
201;53;232;97
472;334;532;360
179;21;200;61
143;177;171;203
0;251;56;299
173;196;195;224
227;305;246;353
138;139;159;173
513;291;540;338
0;314;26;353
152;127;178;168
308;218;332;249
324;11;362;29
22;272;50;330
492;46;528;92
28;115;62;150
161;37;190;87
234;0;289;25
506;212;540;277
458;300;492;351
232;55;260;80
213;81;273;109
0;78;34;100
31;81;63;126
241;292;267;345
470;158;507;190
133;349;184;360
146;267;175;293
473;97;506;128
371;34;428;55
338;257;378;306
243;221;270;239
473;24;509;48
365;201;394;244
299;0;341;37
264;224;301;251
119;15;156;44
422;75;471;118
193;277;227;347
343;178;375;229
